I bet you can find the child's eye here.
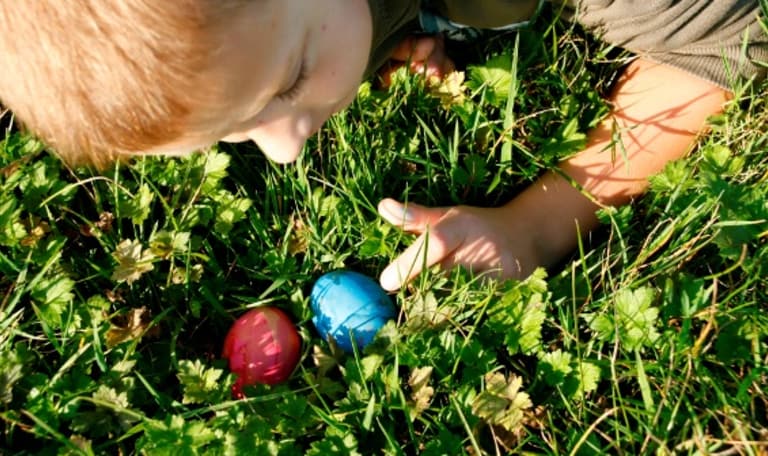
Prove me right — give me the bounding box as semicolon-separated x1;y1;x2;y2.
277;60;307;103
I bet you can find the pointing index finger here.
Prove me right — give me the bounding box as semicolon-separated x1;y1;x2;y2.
379;224;461;291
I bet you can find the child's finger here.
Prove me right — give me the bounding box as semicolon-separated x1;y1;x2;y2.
389;37;416;61
377;198;445;232
379;224;462;291
410;51;456;82
390;35;439;62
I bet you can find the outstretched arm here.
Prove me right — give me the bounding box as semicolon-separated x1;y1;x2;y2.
379;57;730;291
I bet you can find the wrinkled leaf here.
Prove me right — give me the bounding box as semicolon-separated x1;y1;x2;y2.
105;307;154;348
111;239;155;285
177;359;228;405
471;372;533;433
30;274;74;329
408;366;435;419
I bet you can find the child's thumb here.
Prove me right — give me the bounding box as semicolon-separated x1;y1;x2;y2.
377;198;445;232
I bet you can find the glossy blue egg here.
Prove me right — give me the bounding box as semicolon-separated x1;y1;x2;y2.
310;270;396;353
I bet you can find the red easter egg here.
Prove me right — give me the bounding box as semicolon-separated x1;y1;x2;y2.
222;307;301;394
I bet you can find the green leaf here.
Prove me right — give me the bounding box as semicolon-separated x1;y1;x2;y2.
149;230;191;259
471;372;533;433
715;317;758;364
307;428;361;456
468;53;515;107
360;354;384;382
201;150;231;195
19;159;75;209
587;287;660;352
586;313;614;342
0;350;24;405
404;290;452;330
211;190;252;235
538;349;573;386
487;269;549;355
176;359;228;405
0;193;26;246
539;350;602;400
700;144;744;176
221;412;281;456
537;117;587;159
139;415;218;455
648;159;694;194
708;181;768;260
565;361;601;399
30;274;74;329
595;204;634;233
70;386;138;438
117;183;154;225
111;239;156;285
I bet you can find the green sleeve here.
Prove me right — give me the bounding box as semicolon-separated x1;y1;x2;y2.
365;0;421;77
555;0;768;88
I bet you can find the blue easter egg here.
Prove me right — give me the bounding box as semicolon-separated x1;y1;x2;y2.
310;270;396;353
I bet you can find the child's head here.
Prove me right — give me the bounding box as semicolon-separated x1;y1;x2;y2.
0;0;372;167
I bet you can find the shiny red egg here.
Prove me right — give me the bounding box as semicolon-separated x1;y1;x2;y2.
222;307;301;395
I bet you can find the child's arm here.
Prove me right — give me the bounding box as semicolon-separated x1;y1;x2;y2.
378;57;730;291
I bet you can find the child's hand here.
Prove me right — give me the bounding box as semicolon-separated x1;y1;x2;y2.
376;198;538;291
379;34;455;86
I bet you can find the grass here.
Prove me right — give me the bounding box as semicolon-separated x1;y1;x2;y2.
1;12;767;455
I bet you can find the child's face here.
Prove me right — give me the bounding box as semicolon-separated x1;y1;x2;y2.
149;0;372;163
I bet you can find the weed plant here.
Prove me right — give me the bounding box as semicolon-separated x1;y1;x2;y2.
1;12;767;456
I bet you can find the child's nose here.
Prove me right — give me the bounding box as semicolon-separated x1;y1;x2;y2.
246;112;316;164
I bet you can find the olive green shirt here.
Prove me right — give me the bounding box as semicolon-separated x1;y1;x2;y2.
366;0;768;89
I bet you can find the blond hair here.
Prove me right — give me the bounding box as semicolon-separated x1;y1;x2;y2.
0;1;244;168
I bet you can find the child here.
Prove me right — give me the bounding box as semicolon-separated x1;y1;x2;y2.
0;1;765;291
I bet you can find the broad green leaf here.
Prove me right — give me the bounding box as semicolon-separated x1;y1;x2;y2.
111;239;155;284
202;150;231;194
71;386;138;438
471;372;532;433
615;287;660;351
224;414;281;456
211;190;252;235
701;144;744;176
307;428;361;456
30;274;74;329
468;54;515;107
139;415;218;455
149;230;191;259
19;159;75;209
587;286;660;352
117;183;154;225
538;349;573;386
360;354;384;381
567;361;601;399
404;290;451;330
537;117;587;159
486;269;549;356
177;359;228;405
312;344;341;378
648;159;694;194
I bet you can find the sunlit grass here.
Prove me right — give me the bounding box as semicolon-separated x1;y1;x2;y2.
1;12;767;455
